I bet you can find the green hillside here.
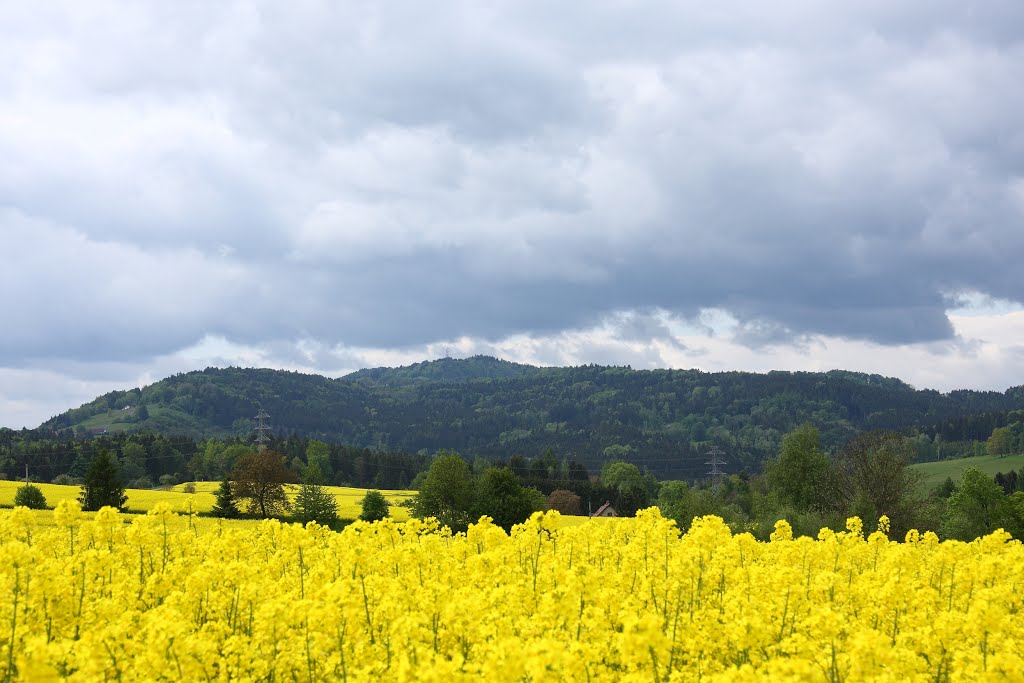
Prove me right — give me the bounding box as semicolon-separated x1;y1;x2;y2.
38;357;1024;479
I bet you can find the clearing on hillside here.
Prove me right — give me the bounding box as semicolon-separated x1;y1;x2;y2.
910;452;1024;490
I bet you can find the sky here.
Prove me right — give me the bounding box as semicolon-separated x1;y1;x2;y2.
2;1;1024;429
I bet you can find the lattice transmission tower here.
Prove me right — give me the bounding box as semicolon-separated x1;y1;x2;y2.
254;409;272;451
706;445;726;495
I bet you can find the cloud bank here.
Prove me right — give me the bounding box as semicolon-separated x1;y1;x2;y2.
2;1;1023;426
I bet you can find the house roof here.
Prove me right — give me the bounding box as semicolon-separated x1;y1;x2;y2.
592;501;616;517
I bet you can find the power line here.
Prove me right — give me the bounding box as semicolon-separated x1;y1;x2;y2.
5;431;745;480
5;445;730;471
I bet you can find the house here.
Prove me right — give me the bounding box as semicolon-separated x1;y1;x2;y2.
591;502;618;518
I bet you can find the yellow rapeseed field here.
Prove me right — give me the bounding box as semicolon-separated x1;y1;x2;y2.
0;504;1021;682
0;481;416;521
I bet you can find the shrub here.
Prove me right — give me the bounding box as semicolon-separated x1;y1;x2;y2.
360;490;390;522
159;474;178;487
14;484;47;509
52;474;81;486
547;489;582;515
294;482;340;526
128;477;154;490
183;482;196;494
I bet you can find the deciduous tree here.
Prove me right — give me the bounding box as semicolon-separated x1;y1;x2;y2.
293;463;339;526
987;427;1012;456
601;460;649;516
232;450;292;518
942;468;1012;540
472;467;545;532
766;423;829;512
305;440;333;483
655;481;733;533
830;431;922;535
412;452;475;532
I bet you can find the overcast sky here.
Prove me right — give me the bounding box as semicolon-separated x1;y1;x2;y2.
3;1;1024;428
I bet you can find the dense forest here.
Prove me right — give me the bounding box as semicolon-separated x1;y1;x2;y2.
26;357;1024;479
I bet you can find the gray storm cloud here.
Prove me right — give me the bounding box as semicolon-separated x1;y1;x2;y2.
1;0;1023;368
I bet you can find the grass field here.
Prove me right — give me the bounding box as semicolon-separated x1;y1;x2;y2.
77;404;194;433
77;409;137;432
0;480;417;520
910;452;1024;490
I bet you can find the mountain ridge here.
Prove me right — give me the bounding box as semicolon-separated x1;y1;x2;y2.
341;355;542;385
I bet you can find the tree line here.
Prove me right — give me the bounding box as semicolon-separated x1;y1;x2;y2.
394;424;1024;541
9;423;1023;543
655;424;1024;542
0;429;428;491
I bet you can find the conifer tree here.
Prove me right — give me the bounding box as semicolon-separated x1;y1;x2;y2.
79;449;128;511
211;476;240;518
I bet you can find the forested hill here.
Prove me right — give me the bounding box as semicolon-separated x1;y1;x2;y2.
39;357;1024;478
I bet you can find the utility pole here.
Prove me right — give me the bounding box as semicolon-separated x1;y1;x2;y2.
254;409;271;452
706;445;726;495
